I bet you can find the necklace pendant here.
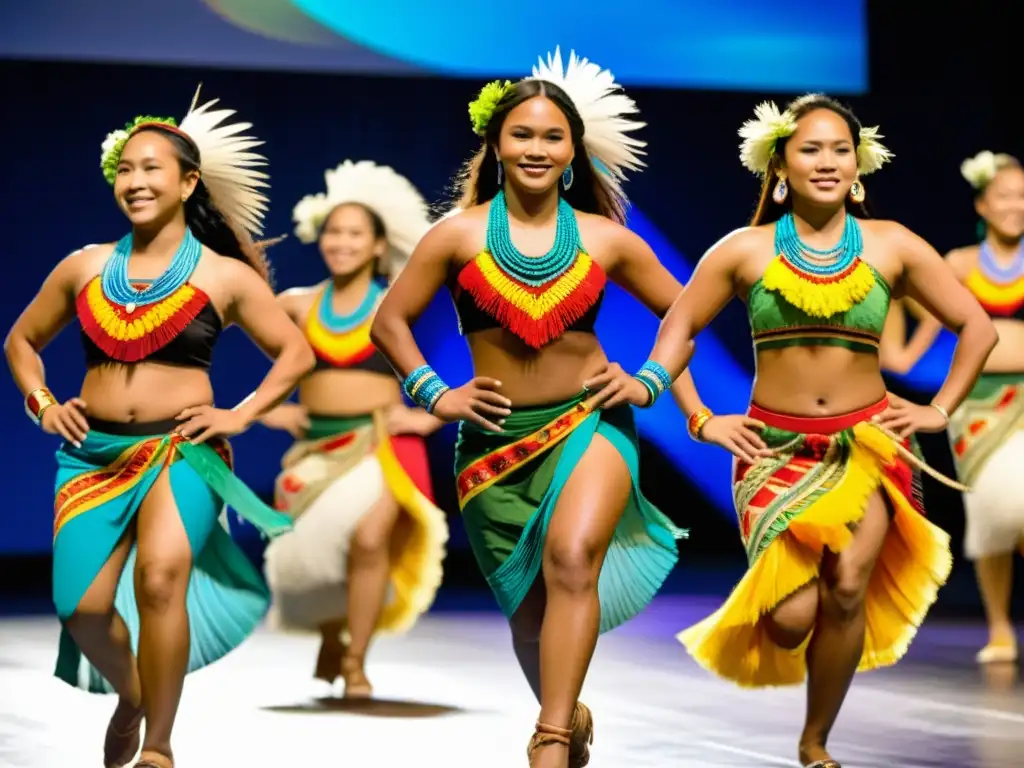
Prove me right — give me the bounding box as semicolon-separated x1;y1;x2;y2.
125;302;136;315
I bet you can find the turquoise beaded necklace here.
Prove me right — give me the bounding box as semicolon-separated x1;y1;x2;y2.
774;211;863;278
486;189;581;287
101;228;202;314
319;279;383;333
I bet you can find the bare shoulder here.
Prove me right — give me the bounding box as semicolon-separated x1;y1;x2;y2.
277;283;321;318
60;242;115;290
425;204;487;263
706;226;766;265
944;243;979;277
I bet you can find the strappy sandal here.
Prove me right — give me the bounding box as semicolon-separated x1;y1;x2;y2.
314;637;346;683
527;721;571;765
569;701;594;767
133;751;173;768
805;760;842;768
340;653;373;699
103;705;143;768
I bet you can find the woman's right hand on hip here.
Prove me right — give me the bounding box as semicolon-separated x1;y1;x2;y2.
431;377;512;432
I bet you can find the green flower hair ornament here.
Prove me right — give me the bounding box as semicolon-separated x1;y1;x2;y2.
468;80;515;136
100;115;178;185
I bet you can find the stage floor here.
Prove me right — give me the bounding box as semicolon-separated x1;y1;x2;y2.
0;595;1021;767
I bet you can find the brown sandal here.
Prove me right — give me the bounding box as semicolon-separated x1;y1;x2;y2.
314;637;346;684
527;721;571;765
103;704;143;768
341;654;373;699
569;702;594;767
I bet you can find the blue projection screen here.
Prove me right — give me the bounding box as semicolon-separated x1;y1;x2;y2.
0;0;867;93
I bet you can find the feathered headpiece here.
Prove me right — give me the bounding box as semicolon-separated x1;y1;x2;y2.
961;150;1018;190
99;85;270;238
292;160;430;279
738;95;893;177
467;47;646;206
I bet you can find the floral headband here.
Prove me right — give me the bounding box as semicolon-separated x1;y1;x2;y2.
960;150;1018;190
738;97;893;177
100;115;178;185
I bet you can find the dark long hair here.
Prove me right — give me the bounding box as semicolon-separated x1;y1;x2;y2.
750;94;870;226
132;125;273;284
453;79;626;223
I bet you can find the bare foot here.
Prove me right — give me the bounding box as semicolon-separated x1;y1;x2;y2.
103;698;143;768
798;739;838;767
341;654;373;699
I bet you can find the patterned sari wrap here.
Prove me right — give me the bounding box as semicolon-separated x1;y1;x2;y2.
454;392;686;634
263;411;447;634
678;398;953;688
53;423;292;694
948;372;1024;559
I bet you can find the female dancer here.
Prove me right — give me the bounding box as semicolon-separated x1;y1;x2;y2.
3;91;313;768
665;95;996;767
882;151;1024;663
371;48;756;767
259;160;448;696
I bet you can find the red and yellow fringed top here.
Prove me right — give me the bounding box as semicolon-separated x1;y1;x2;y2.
303;287;393;374
455;250;606;349
965;266;1024;320
76;276;220;367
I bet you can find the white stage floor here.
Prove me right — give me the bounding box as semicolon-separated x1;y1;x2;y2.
1;596;1022;767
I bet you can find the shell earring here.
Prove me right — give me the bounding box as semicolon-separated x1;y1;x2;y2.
849;179;865;203
772;173;789;204
496;161;504;186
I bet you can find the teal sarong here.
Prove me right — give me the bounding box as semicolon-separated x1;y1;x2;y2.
454;393;686;633
52;425;291;693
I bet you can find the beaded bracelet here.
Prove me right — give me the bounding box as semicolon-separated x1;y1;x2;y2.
402;365;451;414
633;360;672;408
687;407;714;442
25;387;58;427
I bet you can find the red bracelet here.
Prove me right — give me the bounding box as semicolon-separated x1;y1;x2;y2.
25;387;58;426
687;407;713;441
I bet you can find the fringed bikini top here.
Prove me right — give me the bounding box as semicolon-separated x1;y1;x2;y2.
305;280;393;374
747;212;890;354
964;242;1024;321
454;190;606;349
78;230;222;369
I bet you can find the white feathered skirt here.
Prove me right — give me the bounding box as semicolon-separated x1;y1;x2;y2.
263;412;448;633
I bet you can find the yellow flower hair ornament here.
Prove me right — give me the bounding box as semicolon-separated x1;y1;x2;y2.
100;115;177;185
468;80;515;136
738;97;893;177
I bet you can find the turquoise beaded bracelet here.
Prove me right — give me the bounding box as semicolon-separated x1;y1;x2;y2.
633;360;672;408
403;365;450;414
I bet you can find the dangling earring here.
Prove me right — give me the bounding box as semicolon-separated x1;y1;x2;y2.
849;179;865;203
496;161;504;186
562;165;574;191
772;173;788;204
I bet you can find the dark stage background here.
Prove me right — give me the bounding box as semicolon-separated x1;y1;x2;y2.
0;4;1019;616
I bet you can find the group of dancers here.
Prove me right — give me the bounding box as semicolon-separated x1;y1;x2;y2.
4;47;1022;768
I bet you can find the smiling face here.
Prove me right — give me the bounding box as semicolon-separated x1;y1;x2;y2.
318;203;387;278
977;164;1024;241
113;129;198;228
495;95;575;195
780;108;859;208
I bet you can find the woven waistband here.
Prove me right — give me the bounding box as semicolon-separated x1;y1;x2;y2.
748;398;888;434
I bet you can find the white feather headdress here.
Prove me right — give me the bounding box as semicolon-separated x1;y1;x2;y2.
529;47;647;202
292;160;430;278
961;150;1018;190
738;95;893;177
99;85;269;237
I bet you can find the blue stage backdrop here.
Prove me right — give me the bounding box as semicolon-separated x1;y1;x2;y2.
0;0;867;93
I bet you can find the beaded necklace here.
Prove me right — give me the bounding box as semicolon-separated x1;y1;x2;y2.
77;229;210;363
978;240;1024;284
761;211;876;318
457;190;606;348
306;280;383;367
101;228;202;314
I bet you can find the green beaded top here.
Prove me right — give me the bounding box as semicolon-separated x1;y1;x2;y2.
747;263;891;353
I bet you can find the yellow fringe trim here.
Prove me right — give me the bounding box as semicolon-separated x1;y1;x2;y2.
762;255;875;319
474;250;595;320
373;416;450;634
677;422;953;687
85;278;197;341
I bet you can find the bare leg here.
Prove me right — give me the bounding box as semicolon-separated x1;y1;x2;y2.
134;469;194;763
510;579;547;702
532;435;631;768
799;493;891;766
64;527;143;766
974;553;1016;651
342;489;401;697
314;619;347;684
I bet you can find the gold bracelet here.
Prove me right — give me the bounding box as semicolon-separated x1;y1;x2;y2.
930;402;950;425
25;387;58;426
687;407;714;442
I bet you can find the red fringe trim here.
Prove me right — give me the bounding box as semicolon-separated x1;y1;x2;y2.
76;278;211;363
457;259;606;349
